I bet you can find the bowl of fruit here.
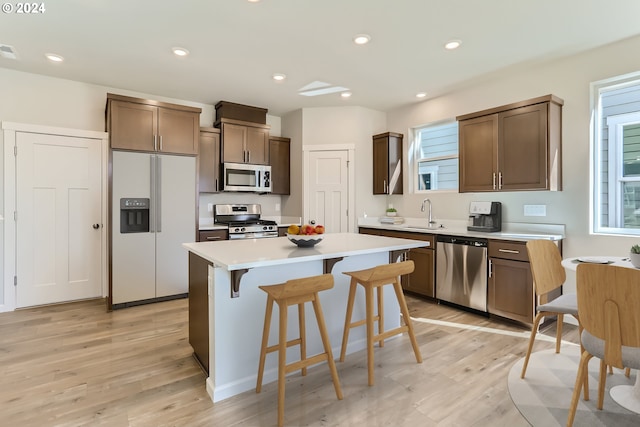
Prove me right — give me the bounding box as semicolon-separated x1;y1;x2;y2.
286;224;325;247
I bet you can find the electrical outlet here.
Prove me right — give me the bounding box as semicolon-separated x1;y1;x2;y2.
524;204;546;217
275;203;281;212
207;203;214;213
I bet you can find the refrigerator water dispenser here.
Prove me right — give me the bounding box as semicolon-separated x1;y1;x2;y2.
120;198;150;233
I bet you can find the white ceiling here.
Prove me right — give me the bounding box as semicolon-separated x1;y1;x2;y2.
2;0;640;116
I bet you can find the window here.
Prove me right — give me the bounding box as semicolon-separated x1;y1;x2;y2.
413;121;458;192
593;73;640;235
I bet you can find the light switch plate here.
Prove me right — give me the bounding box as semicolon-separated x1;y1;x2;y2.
524;204;546;216
207;203;214;213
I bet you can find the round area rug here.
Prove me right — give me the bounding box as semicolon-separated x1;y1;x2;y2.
508;346;640;426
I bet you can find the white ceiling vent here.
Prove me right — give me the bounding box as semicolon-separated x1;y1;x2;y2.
298;80;349;97
0;44;18;60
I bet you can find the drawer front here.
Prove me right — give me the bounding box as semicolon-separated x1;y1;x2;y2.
198;229;228;242
384;230;434;247
488;240;528;261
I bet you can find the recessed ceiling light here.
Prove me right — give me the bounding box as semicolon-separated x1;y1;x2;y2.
45;53;64;63
272;73;286;81
416;92;427;98
172;47;190;57
353;34;371;45
444;40;462;50
247;0;261;2
341;92;352;98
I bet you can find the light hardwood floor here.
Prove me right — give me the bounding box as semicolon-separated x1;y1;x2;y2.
0;295;579;426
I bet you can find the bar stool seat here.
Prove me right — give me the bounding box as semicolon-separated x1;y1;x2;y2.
256;273;343;427
339;260;422;386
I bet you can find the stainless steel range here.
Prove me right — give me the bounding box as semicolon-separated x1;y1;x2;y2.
214;204;278;239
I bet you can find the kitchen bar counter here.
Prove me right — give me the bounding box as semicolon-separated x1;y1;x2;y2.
183;233;426;404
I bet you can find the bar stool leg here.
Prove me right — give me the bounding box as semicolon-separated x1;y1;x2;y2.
377;286;384;348
393;281;422;363
298;302;307;376
365;284;376;386
339;279;357;362
256;295;274;393
312;296;344;400
277;301;288;427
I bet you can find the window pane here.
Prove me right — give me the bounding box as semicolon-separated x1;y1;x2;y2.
623;124;640;176
418;158;458;191
414;121;459;192
622;182;640;228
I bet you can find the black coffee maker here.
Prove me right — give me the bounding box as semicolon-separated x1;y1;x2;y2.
467;201;502;232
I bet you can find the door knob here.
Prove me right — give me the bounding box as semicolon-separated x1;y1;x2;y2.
93;223;100;229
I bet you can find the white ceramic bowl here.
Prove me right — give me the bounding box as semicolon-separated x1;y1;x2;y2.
286;233;324;248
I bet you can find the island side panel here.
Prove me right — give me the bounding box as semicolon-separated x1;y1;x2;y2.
207;251;397;403
188;252;210;373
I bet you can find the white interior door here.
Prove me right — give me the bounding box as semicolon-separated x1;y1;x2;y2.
306;149;350;233
16;132;102;307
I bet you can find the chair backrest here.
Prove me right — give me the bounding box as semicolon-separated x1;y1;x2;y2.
526;240;566;296
368;260;415;282
576;263;640;367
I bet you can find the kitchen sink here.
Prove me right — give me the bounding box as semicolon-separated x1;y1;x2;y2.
498;233;556;240
402;224;445;230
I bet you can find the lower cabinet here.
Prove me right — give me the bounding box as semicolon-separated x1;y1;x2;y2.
198;229;228;242
359;227;435;298
488;252;534;324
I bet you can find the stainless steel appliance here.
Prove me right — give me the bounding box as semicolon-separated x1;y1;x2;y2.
223;162;271;193
111;151;196;308
214;204;278;239
467;201;502;232
436;235;488;312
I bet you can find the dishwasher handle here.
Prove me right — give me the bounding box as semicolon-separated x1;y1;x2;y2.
436;235;488;247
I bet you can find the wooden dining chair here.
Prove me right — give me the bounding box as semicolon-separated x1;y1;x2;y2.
521;240;582;379
566;263;640;426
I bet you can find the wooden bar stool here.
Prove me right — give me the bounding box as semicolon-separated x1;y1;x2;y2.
256;273;343;427
339;260;422;386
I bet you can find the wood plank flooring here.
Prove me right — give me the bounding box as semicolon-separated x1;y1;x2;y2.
0;295;579;426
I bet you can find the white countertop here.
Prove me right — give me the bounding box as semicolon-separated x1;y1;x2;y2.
183;232;426;270
358;217;565;241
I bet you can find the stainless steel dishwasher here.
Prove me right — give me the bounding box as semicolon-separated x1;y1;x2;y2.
436;235;488;312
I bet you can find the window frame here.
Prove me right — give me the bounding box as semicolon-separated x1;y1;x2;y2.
592;71;640;236
411;119;459;194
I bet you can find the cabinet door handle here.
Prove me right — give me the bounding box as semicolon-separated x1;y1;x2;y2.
215;178;218;192
154;135;158;151
498;248;520;254
206;236;223;241
492;173;496;190
159;135;163;152
498;172;503;190
247;150;250;163
383;179;387;193
488;259;493;278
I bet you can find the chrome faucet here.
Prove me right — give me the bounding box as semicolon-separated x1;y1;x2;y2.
421;198;436;225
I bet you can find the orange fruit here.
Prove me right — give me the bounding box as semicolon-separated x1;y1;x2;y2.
287;224;300;235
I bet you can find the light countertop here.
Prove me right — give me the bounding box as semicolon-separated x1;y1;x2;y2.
183;232;426;270
358;217;565;241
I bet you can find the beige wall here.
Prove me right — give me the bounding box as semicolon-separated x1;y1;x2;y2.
385;34;640;293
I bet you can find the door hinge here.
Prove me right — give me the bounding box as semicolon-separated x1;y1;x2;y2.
14;145;17;156
14;211;17;221
14;276;17;286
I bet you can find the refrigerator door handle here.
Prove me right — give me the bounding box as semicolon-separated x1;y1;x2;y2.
150;155;156;232
156;156;162;232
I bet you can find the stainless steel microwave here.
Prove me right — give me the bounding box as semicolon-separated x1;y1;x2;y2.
223;162;272;193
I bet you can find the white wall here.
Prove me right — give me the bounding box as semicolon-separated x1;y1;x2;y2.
281;106;388;222
386;34;640;294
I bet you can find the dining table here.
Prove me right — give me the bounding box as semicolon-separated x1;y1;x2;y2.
561;256;640;414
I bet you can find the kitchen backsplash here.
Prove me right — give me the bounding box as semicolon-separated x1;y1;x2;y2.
198;193;283;219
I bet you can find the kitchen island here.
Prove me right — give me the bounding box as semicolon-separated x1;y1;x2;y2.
183;233;426;403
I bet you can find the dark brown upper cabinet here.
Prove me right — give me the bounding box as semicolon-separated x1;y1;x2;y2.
217;118;270;165
107;93;200;155
269;136;291;195
373;132;403;195
198;127;221;193
457;94;563;193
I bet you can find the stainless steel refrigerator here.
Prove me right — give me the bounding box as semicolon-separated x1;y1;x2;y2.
111;151;196;307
